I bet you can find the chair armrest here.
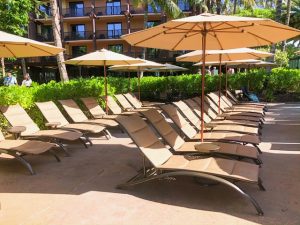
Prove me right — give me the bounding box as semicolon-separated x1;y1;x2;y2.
7;126;26;139
204;124;217;130
45;122;61;129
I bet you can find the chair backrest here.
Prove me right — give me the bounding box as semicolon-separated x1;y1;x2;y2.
173;101;200;128
160;104;197;140
80;97;106;118
105;96;123;115
0;104;40;135
207;92;228;110
184;99;212;123
35;101;69;127
0;131;5;141
203;95;221;114
58;99;88;123
212;91;232;108
141;109;185;150
124;93;142;109
225;90;239;103
220;93;234;107
116;115;172;167
114;94;134;110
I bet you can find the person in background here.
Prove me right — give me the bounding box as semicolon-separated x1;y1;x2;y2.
21;73;32;87
3;72;18;86
212;67;218;75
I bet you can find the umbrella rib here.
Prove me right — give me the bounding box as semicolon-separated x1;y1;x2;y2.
132;22;189;46
212;23;255;32
207;22;227;31
259;23;299;32
30;44;55;55
223;22;273;45
4;45;17;58
208;22;224;50
171;23;199;50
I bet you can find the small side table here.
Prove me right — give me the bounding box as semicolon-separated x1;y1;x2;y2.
7;126;26;140
45;122;61;129
204;124;217;132
221;113;231;119
194;143;220;153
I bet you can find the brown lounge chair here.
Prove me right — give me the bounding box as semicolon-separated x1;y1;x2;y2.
185;98;260;128
80;97;118;119
203;96;262;123
225;90;267;110
116;115;265;216
58;99;119;134
207;92;264;117
104;96;141;116
173;100;259;135
123;93;157;109
114;94;149;112
0;130;59;175
0;104;84;156
160;104;262;154
220;92;266;112
35;101;110;143
141;109;262;165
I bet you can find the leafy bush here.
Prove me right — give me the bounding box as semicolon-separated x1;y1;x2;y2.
0;67;299;130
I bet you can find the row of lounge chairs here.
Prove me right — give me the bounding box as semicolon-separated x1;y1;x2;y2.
0;91;267;215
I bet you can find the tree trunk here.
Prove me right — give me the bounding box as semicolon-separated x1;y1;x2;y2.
216;0;221;14
233;0;237;14
50;0;69;82
1;58;5;77
21;58;27;76
282;0;291;50
270;0;282;63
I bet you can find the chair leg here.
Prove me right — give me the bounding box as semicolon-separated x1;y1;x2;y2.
79;137;89;148
104;129;112;139
53;139;71;156
10;152;35;175
82;134;93;146
49;149;61;162
258;177;266;191
254;144;263;154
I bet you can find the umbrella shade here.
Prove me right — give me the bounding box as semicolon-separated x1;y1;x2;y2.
234;61;277;68
194;59;262;66
109;58;163;70
150;63;189;72
65;49;142;66
122;13;300;51
65;49;143;114
177;48;273;62
0;30;64;57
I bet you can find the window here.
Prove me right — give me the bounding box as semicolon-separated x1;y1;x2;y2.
106;0;121;15
147;48;159;59
178;0;190;11
71;24;85;39
108;44;123;53
41;26;53;41
39;4;51;16
107;23;122;39
148;2;161;13
69;1;84;17
72;46;87;57
146;21;160;28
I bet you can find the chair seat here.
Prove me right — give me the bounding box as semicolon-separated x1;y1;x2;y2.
24;129;82;141
0;140;55;154
61;123;106;134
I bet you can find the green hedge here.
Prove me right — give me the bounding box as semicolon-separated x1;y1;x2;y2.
0;67;299;130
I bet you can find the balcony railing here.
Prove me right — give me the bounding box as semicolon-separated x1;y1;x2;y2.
36;33;54;42
62;7;92;17
64;31;93;41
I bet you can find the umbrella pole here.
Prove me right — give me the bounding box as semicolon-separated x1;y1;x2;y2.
138;70;141;101
200;29;207;143
218;54;222;114
128;71;131;92
225;64;228;97
104;60;108;114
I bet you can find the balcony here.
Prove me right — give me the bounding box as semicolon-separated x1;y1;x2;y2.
64;31;93;41
36;33;54;42
62;7;92;17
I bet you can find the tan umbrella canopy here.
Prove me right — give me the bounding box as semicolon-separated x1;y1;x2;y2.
0;30;64;57
149;63;188;73
65;49;143;113
193;59;261;66
122;13;300;143
178;48;273;113
109;59;163;100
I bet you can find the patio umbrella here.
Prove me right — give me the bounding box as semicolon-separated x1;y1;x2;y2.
0;30;64;57
177;48;273;113
122;13;300;142
150;63;188;73
109;59;163;100
65;49;143;113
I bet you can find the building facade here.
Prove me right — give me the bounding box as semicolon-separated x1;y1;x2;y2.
26;0;191;82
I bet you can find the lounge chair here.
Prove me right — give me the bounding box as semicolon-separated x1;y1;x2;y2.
185;98;260;128
103;96;141;116
123;93;157;109
207;92;264;117
35;101;110;142
0;130;59;175
0;104;84;156
141;109;261;165
116;115;265;216
225;90;266;109
114;94;149;112
160;104;262;154
173;100;259;135
203;96;262;123
80;97;118;119
58;99;119;132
